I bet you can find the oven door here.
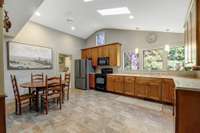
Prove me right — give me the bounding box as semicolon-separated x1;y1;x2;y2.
95;74;106;91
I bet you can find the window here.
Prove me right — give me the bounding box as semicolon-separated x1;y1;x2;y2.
167;46;185;71
124;52;139;71
96;32;105;46
143;49;164;71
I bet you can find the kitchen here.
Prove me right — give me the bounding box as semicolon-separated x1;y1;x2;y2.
0;0;200;133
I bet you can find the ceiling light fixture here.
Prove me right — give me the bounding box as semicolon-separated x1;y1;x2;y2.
84;0;93;2
129;15;134;19
35;11;41;16
71;26;76;31
97;7;130;16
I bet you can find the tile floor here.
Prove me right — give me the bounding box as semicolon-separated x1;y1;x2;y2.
7;88;174;133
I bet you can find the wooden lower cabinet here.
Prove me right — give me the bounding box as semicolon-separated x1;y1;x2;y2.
162;79;175;103
114;76;124;94
176;89;200;133
147;79;162;101
124;76;135;96
107;75;115;92
107;75;174;104
89;74;95;89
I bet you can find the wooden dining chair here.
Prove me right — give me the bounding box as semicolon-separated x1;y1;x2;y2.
31;73;44;82
31;73;44;104
63;73;70;101
10;74;34;115
41;75;62;115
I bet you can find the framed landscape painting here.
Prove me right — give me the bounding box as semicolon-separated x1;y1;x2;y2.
7;41;53;70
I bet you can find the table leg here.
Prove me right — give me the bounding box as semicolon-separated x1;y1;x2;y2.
36;88;39;112
29;88;32;110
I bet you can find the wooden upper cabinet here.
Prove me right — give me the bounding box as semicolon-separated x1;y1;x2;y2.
98;46;109;57
108;44;121;66
124;76;135;96
91;48;98;66
81;49;92;59
81;43;121;67
184;0;200;67
162;79;175;104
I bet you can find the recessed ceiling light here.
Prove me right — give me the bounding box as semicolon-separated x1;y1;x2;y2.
71;26;76;31
35;11;41;16
129;15;134;19
97;7;130;16
84;0;93;2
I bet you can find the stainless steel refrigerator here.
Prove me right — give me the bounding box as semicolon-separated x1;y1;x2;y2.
75;59;94;90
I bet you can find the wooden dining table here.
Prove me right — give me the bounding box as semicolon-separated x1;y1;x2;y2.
20;81;66;112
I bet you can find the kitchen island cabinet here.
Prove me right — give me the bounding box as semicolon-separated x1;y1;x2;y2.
176;88;200;133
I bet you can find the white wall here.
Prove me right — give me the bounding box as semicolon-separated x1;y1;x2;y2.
86;29;184;71
4;21;85;101
0;8;4;95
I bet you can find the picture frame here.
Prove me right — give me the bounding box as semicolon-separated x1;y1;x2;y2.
7;41;53;70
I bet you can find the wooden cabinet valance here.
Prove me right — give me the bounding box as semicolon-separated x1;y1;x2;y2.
81;43;121;67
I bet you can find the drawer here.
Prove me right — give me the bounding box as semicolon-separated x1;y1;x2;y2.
136;77;161;85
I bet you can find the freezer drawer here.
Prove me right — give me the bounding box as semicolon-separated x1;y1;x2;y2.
75;78;87;90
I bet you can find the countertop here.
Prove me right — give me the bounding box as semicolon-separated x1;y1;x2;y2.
107;73;200;91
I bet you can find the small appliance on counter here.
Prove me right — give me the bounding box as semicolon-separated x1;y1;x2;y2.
95;68;113;91
97;57;109;66
75;59;94;90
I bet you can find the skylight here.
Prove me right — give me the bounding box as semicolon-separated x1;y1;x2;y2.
84;0;93;2
97;7;130;16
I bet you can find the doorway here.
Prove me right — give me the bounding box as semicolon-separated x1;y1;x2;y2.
59;54;72;74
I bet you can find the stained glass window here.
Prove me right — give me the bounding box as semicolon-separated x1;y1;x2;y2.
124;52;139;70
143;49;164;70
96;32;105;46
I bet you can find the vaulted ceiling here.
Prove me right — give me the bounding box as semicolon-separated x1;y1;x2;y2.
31;0;190;39
5;0;190;39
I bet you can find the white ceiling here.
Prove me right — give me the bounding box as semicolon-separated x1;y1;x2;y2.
4;0;44;37
31;0;190;39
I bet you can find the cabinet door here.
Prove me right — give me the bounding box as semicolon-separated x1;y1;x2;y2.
135;84;148;98
162;79;175;104
89;74;95;89
147;78;162;101
124;76;135;96
115;76;124;94
98;46;109;57
81;50;87;59
107;75;115;92
91;48;98;66
108;44;121;66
